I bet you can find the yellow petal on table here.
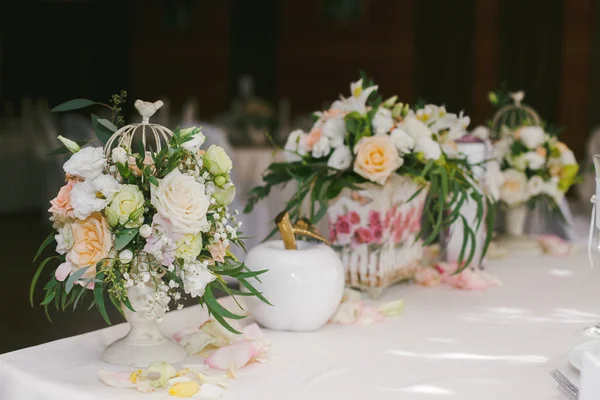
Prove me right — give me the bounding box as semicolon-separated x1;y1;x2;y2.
376;300;405;317
168;381;200;397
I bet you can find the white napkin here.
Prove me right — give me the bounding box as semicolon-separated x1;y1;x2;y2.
580;347;600;399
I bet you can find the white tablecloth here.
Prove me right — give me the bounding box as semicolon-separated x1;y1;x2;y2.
1;248;598;399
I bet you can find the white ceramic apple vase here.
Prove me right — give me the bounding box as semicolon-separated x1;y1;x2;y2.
244;240;345;331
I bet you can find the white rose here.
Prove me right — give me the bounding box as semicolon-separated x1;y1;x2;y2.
213;184;236;206
181;127;206;150
63;147;106;179
70;174;120;219
527;175;545;197
390;128;415;153
181;261;216;298
322;116;346;148
561;149;576;165
400;116;432;141
111;147;128;164
106;184;145;228
500;169;528;206
519;126;546;149
204;145;232;176
327;146;352;170
55;224;73;255
415;137;442;160
151;169;210;234
284;129;309;162
523;152;545;170
372;107;394;135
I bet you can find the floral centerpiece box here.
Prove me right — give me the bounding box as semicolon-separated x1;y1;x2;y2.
246;76;492;294
32;96;267;366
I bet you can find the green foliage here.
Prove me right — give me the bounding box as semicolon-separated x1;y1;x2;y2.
52;99;101;112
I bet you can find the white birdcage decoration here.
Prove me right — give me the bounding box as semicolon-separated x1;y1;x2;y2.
103;99;172;160
491;91;541;140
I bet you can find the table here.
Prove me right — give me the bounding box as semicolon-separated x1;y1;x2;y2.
1;248;597;399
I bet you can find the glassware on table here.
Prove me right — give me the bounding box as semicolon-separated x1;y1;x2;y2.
583;155;600;337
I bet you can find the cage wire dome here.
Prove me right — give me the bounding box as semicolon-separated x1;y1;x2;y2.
103;100;172;159
491;91;541;140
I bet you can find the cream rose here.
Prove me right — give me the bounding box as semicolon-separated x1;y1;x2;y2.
151;169;210;234
106;184;145;228
204;145;233;176
353;136;402;185
500;169;529;206
176;233;203;261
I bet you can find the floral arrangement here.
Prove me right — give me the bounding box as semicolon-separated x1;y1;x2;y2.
494;125;579;210
246;75;494;268
31;96;267;333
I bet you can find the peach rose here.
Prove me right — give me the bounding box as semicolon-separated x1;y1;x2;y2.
306;130;323;150
49;180;75;217
67;212;112;275
353;136;402;185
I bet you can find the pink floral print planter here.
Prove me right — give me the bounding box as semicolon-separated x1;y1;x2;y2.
328;175;427;294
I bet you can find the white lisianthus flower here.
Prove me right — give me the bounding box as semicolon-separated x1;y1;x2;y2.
181;260;217;298
181;127;206;150
560;149;576;165
519;126;546;149
213;184;236;206
70;174;120;219
523;151;545;170
415;137;442;160
284;129;308;162
400;116;433;141
372;107;394;135
327;146;352;170
204;145;232;176
471;126;490;141
176;233;203;261
105;184;145;228
55;224;74;255
389;128;415;154
311;136;331;158
500;169;529;206
527;175;545;197
151;169;210;234
63;147;106;179
322;116;346;148
111;147;128;164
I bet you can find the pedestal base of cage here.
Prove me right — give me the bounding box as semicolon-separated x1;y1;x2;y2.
101;325;188;368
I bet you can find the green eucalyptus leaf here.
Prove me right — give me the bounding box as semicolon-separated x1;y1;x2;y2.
115;228;137;251
65;266;90;294
52;99;99;112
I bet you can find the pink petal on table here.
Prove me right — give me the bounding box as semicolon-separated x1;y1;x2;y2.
414;267;441;287
242;323;264;341
329;302;362;324
204;340;255;371
356;305;386;326
97;369;135;389
447;269;498;290
180;331;214;355
538;235;572;256
55;261;73;282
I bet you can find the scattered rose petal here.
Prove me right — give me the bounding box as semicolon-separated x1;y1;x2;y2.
414;267;441;286
329;301;362;324
538;235;572;256
147;361;177;388
200;320;240;347
168;376;193;385
135;379;155;393
98;369;135;389
204;340;255;371
181;331;214;355
169;381;200;398
356;305;385;326
197;370;229;388
341;288;362;303
193;383;224;399
376;300;405;317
